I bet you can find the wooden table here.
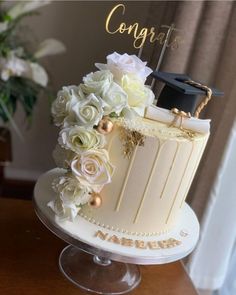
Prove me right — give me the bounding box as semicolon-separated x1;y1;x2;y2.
0;198;198;295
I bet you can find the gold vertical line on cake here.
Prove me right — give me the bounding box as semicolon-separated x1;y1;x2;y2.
179;139;208;208
115;145;138;212
133;139;164;224
165;142;195;224
159;142;180;199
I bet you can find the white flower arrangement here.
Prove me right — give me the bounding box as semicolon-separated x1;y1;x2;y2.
0;0;66;137
49;52;154;221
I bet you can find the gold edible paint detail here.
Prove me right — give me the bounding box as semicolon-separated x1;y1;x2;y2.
159;142;180;199
179;139;207;208
119;127;145;159
95;230;182;250
165;142;195;224
133;139;164;223
115;145;138;212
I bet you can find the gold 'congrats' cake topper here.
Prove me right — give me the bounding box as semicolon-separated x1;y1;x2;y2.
105;4;183;49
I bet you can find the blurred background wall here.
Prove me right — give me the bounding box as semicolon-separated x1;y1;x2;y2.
5;1;151;180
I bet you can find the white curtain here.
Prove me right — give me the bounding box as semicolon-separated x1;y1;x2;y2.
187;120;236;292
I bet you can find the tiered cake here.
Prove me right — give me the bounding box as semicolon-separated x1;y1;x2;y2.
47;52;210;237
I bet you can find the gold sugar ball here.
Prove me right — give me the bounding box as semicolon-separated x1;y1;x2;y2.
89;193;102;208
97;117;114;134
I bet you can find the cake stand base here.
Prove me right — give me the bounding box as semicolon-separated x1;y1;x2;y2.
59;245;141;294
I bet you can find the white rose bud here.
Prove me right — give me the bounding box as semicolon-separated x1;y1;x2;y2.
71;149;115;192
48;198;80;221
58;126;106;153
52;175;91;206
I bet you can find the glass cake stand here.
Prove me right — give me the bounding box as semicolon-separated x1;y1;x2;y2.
34;199;141;294
33;169;200;294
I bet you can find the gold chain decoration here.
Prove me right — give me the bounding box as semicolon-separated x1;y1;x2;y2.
185;80;213;118
119;127;145;159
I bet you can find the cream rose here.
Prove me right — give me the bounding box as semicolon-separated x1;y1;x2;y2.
71;149;114;192
80;70;113;95
51;85;83;127
58;126;106;153
48;198;80;221
52;144;77;169
95;52;153;83
121;75;155;117
52;175;91;206
102;82;128;115
65;93;104;128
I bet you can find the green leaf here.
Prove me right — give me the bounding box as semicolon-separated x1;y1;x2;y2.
3;14;12;22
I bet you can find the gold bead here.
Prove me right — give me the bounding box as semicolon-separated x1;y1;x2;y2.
89;193;102;208
97;117;114;134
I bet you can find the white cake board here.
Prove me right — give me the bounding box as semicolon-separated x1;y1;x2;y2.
34;169;200;265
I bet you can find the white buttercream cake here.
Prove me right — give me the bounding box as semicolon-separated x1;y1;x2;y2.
46;52;210;237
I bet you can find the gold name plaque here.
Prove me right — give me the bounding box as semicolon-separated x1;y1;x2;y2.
95;230;182;250
105;4;182;49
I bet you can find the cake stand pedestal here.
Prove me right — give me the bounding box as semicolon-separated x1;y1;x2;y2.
34;170;200;294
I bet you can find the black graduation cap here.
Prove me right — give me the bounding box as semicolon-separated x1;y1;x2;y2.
151;72;224;115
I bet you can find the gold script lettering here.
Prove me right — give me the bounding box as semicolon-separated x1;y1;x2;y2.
106;4;125;34
147;241;161;250
135;240;147;249
105;4;183;50
108;235;120;244
121;238;134;247
95;230;108;240
94;230;182;250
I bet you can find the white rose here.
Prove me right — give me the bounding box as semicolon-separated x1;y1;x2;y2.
80;70;113;95
58;126;106;153
71;149;114;192
52;144;76;169
102;82;128;115
52;175;91;206
48;198;79;221
51;85;83;127
121;75;155;117
65;93;104;128
95;52;153;83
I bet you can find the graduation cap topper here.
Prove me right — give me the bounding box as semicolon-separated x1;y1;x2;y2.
151;72;224;117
